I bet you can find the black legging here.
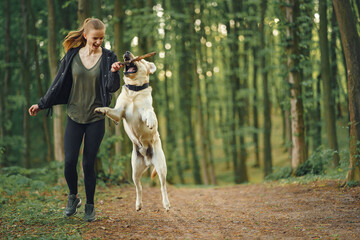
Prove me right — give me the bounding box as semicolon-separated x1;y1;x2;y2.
64;116;105;204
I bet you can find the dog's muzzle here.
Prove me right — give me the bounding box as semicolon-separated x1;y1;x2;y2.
124;62;138;75
123;51;138;75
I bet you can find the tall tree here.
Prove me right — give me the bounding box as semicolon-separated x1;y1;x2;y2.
113;0;133;180
319;0;340;166
201;0;217;185
1;0;11;167
313;75;322;150
185;1;202;184
21;0;31;168
163;0;184;184
47;0;64;162
237;0;249;183
260;0;272;177
330;6;342;118
225;0;243;183
333;0;360;183
77;0;90;23
250;2;260;168
192;1;210;185
282;0;307;170
28;0;53;162
299;0;316;155
92;0;102;18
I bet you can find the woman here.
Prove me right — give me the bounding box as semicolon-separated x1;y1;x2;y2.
29;18;123;222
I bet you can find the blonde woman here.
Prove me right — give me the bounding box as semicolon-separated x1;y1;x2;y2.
29;18;122;222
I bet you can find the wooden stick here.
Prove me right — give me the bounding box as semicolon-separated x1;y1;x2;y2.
117;52;156;66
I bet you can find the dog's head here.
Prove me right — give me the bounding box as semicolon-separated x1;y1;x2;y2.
122;51;156;86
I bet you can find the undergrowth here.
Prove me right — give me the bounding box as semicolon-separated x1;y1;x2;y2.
0;164;88;240
265;147;350;184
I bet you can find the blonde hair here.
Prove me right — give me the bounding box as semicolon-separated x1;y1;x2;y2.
62;18;105;52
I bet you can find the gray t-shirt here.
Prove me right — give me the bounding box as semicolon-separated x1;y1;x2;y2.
67;52;104;124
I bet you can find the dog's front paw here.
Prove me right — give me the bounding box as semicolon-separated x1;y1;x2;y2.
145;113;156;129
94;107;107;115
146;118;155;129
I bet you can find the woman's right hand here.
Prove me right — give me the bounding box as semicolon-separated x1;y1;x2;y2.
28;104;41;116
111;62;123;72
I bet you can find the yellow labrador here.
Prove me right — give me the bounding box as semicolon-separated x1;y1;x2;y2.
95;51;170;211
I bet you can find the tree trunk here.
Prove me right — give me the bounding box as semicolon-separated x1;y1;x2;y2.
113;0;132;180
163;0;183;184
319;0;340;166
204;9;217;185
92;0;102;18
47;0;64;162
332;0;360;183
285;102;292;157
78;0;90;24
187;2;201;185
283;0;307;170
21;0;31;168
252;46;260;168
283;56;293;159
260;0;272;177
237;0;249;183
225;0;240;183
330;5;342;118
1;0;11;167
313;75;322;150
29;0;53;163
192;1;210;185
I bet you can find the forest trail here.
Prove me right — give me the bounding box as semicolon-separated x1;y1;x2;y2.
82;180;360;239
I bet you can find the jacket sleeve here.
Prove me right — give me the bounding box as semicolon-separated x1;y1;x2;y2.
106;53;121;93
38;56;67;109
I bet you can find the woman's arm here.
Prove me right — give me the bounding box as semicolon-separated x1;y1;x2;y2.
37;55;68;109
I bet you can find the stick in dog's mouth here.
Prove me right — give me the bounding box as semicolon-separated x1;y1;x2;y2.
118;51;156;66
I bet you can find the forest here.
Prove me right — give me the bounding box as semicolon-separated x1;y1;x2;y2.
1;0;360;238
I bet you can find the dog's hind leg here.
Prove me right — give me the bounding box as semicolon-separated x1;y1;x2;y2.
131;144;148;211
152;140;170;211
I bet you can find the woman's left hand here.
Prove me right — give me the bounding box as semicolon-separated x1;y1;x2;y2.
111;62;123;72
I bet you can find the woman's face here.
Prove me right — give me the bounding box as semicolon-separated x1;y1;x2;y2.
84;29;105;51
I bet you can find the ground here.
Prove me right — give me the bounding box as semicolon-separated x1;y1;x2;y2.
79;180;360;239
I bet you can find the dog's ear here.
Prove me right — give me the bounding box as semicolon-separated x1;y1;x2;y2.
148;62;157;74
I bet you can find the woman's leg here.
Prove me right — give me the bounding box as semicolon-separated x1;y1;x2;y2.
82;119;105;204
64;117;85;195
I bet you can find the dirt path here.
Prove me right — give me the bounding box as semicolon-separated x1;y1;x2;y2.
83;180;360;239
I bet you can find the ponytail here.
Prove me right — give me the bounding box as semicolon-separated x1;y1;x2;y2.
62;18;105;52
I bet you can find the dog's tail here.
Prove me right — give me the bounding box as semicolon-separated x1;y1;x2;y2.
151;168;157;179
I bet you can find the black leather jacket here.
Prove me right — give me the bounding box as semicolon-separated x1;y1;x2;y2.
38;47;120;110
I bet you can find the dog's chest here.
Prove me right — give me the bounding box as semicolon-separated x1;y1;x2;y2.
124;102;135;120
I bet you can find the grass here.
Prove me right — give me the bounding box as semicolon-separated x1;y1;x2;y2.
0;169;90;240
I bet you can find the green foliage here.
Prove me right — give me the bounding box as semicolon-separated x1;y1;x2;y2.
265;166;293;181
0;136;25;166
295;147;335;177
266;147;349;182
346;180;360;187
97;135;128;185
0;162;63;197
1;161;63;184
